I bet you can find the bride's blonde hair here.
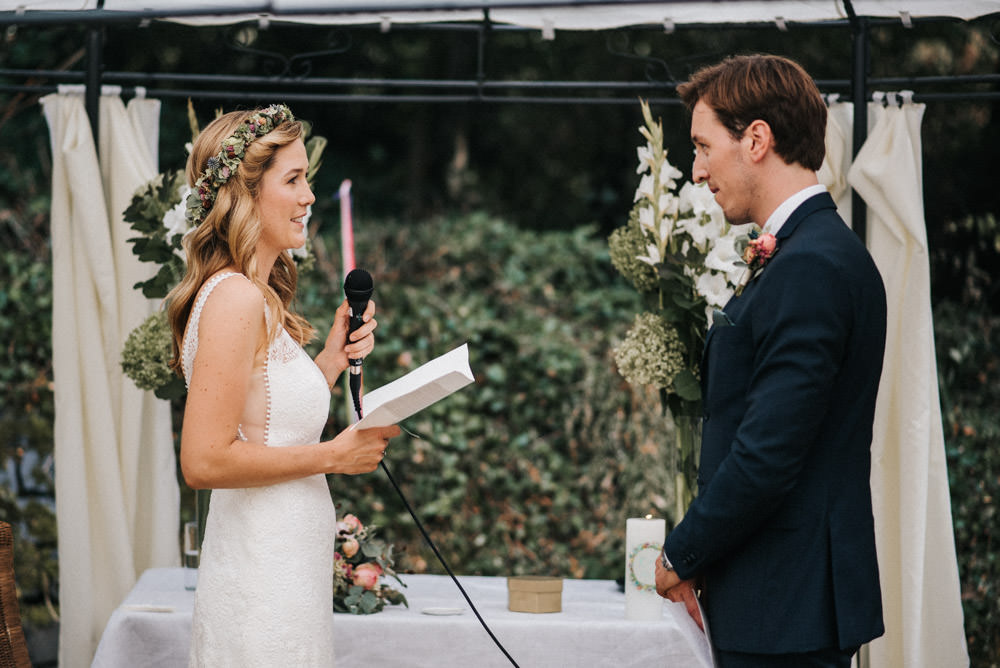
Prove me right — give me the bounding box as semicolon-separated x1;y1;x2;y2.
167;107;316;373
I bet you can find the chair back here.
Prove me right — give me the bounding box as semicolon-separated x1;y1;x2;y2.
0;522;31;668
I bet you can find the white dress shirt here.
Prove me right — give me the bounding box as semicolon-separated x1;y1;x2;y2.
761;183;828;236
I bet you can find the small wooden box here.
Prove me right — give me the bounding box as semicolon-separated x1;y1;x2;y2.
507;576;563;613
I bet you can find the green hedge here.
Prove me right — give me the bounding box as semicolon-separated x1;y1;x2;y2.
935;300;1000;666
0;247;58;630
299;213;677;579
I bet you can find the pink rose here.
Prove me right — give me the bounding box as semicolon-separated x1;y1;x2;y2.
757;233;777;256
341;537;359;558
339;514;363;534
744;233;778;268
353;563;383;590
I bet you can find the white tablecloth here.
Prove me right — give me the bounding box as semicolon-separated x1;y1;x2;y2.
92;568;713;667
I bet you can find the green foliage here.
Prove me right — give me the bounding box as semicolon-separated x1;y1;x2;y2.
0;248;58;630
299;213;677;580
122;169;188;299
934;213;1000;667
936;303;999;666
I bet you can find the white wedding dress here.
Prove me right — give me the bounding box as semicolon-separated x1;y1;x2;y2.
182;272;337;667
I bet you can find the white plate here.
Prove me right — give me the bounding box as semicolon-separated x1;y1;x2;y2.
420;607;464;616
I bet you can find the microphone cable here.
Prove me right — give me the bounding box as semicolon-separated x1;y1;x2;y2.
377;431;521;668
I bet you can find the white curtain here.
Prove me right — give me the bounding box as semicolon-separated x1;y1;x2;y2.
847;93;969;668
41;88;179;668
817;96;854;228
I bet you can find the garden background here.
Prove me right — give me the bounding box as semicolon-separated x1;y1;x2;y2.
1;12;998;666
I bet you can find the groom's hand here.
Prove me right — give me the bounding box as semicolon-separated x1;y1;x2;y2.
655;561;704;631
667;580;705;631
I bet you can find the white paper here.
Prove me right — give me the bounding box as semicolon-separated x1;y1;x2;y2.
354;343;474;429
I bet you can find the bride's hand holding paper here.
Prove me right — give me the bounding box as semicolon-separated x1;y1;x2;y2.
327;423;401;474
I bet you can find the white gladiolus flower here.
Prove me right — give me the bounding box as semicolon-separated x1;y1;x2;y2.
678;213;722;252
662;194;679;218
704;230;744;277
680;181;727;230
659;160;682;189
636;144;656;174
636;243;661;266
658;215;674;245
679;181;708;215
634;173;655;202
695;271;734;309
638;205;656;234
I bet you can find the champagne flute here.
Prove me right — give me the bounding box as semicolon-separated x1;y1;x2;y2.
183;521;199;590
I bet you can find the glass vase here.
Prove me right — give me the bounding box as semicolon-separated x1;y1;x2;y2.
672;414;702;524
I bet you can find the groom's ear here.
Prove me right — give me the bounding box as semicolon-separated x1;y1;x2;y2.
743;119;774;164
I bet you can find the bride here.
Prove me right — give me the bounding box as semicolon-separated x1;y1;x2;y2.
166;104;400;666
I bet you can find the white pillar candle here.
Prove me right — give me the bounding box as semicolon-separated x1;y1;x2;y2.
625;515;666;620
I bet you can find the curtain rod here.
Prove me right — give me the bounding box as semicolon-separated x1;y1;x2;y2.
0;3;977;28
4;68;998;101
4;82;998;105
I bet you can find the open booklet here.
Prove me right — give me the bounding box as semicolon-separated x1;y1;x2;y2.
352;343;474;429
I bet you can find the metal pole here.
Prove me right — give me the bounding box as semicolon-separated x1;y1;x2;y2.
846;0;869;244
85;27;102;148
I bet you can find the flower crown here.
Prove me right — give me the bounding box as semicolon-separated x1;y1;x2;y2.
185;103;295;228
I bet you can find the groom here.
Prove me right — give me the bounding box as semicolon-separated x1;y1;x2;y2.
655;55;887;667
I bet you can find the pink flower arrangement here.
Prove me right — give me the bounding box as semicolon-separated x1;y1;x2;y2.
333;509;407;615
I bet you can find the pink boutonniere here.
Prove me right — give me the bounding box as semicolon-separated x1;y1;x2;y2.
735;230;778;295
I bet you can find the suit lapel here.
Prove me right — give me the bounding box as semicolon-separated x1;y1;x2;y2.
700;192;838;386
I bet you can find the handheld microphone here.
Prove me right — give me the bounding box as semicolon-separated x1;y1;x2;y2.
343;268;373;421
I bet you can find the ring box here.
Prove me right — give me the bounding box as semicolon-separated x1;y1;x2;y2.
507;576;563;613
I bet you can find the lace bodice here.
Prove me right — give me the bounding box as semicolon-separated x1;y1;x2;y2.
180;271;331;447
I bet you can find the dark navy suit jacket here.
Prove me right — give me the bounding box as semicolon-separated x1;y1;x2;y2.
663;192;887;654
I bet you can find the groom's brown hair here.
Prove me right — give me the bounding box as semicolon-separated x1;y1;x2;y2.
678;54;827;172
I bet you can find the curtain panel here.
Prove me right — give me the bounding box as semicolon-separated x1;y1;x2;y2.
41;89;178;668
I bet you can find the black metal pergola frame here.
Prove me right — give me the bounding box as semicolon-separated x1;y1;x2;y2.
3;0;1000;241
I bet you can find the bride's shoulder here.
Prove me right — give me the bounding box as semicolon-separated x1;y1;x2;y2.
197;272;265;327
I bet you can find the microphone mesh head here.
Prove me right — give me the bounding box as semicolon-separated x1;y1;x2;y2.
344;268;374;301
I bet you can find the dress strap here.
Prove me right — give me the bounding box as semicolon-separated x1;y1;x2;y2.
180;272;249;387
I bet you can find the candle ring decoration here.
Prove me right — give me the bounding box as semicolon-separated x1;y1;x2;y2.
628;541;662;592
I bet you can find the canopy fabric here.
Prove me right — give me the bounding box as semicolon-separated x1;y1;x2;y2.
817;98;855;228
3;1;999;27
41;90;179;668
846;96;969;668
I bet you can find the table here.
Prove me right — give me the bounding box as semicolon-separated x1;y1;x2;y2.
92;568;713;667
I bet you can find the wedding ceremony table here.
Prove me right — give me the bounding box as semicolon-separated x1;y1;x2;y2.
92;567;713;667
